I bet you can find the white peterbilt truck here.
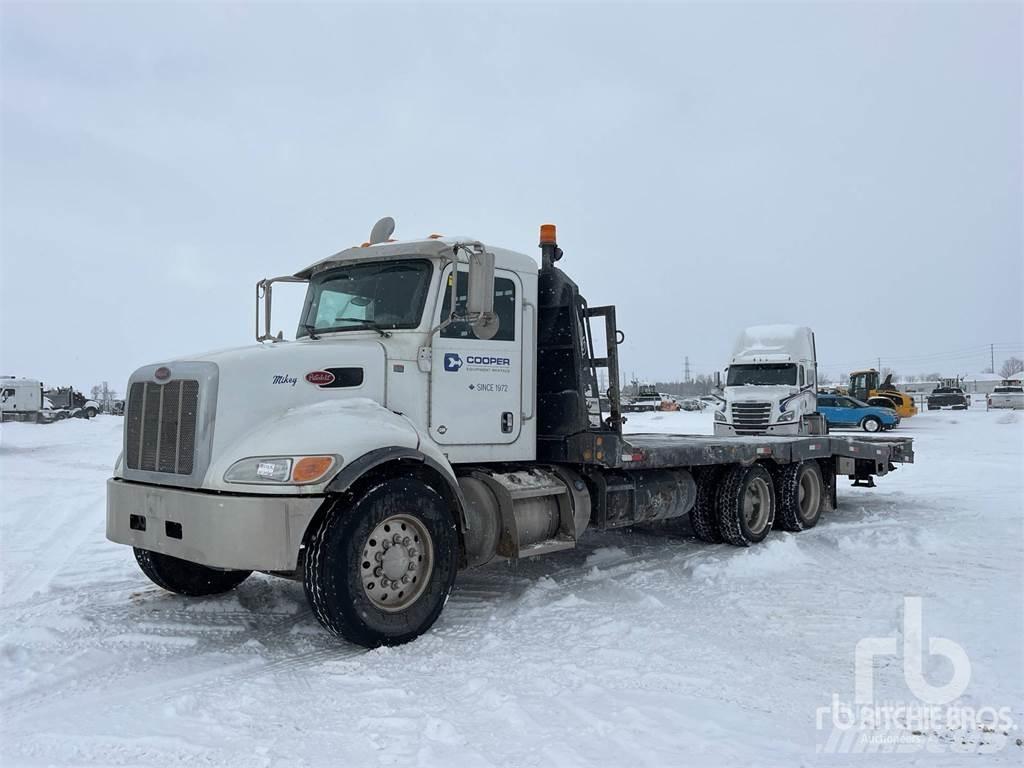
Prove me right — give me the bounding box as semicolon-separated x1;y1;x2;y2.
713;325;822;437
107;219;913;648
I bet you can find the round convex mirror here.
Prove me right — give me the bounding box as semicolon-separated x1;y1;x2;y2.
471;314;500;340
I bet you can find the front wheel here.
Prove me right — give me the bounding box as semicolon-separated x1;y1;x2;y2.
134;548;251;596
861;416;882;432
84;406;97;418
303;478;458;648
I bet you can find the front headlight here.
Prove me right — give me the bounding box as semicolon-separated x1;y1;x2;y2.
224;455;339;485
714;410;728;422
777;410;797;422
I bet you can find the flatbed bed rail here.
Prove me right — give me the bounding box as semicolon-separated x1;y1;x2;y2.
544;431;914;472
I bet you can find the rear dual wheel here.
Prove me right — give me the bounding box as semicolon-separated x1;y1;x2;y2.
773;461;824;532
717;464;776;546
689;467;724;543
701;461;825;546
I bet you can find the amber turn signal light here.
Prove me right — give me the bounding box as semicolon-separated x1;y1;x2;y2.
291;456;336;484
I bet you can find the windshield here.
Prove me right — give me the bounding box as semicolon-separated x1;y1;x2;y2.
995;386;1023;394
727;364;797;387
297;259;432;337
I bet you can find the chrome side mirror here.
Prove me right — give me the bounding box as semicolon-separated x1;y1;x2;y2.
466;249;498;340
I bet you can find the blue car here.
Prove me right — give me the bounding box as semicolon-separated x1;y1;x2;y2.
817;394;899;432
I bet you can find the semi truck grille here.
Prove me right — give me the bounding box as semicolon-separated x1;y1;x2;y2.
731;402;771;434
126;380;199;474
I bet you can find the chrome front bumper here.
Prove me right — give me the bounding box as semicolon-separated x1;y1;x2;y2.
106;478;323;571
713;422;800;437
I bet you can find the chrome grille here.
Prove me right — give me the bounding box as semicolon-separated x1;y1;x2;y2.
731;401;771;435
126;380;199;474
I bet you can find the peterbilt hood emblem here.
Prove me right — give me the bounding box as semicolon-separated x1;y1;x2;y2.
305;370;336;386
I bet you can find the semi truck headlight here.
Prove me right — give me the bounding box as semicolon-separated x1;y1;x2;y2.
777;410;797;422
224;455;338;485
714;410;727;422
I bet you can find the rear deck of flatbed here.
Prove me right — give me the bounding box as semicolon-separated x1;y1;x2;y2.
543;430;914;473
620;433;914;471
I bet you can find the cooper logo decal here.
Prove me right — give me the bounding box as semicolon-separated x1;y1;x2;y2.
444;353;511;373
305;370;336;386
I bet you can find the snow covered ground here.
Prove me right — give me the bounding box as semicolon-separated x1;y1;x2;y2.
1;410;1021;766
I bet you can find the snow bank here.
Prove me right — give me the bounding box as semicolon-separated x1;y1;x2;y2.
1;410;1021;766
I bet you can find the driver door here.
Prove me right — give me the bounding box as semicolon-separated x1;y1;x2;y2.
429;266;522;446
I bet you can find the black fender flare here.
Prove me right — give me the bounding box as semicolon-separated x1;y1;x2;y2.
325;446;468;532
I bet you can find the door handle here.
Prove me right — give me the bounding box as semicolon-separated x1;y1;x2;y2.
501;411;514;433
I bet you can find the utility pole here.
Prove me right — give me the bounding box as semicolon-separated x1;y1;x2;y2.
684;356;691;384
877;357;881;371
991;343;995;374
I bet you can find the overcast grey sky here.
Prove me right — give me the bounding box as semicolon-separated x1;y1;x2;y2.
1;2;1021;393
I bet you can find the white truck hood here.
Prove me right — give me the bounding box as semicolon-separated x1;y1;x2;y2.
175;339;389;484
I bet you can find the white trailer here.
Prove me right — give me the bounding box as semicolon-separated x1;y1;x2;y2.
713;325;822;437
106;220;913;648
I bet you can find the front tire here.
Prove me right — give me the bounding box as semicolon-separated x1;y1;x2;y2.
84;407;97;418
861;416;882;432
303;478;458;648
717;464;776;546
134;548;251;596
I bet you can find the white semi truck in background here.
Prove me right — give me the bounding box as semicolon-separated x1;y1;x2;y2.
0;377;100;422
106;220;913;648
713;325;822;437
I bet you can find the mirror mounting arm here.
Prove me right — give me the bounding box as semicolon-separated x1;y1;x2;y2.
256;275;308;342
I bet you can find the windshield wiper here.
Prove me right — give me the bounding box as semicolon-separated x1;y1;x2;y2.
302;323;320;340
333;318;393;338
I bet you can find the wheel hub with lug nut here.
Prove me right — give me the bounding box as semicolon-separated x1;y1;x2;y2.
360;514;433;612
743;477;771;534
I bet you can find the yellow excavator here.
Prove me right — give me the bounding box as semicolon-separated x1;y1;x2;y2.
849;369;918;419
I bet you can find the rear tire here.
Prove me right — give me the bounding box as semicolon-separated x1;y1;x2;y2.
134;548;251;596
861;416;882;432
303;477;458;648
717;464;776;546
689;467;723;543
773;461;824;532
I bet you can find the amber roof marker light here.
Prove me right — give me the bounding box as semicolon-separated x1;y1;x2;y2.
539;223;563;268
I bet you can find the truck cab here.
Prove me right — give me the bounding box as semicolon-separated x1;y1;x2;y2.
713;325;820;436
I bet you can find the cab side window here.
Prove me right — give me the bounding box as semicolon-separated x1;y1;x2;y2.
440;271;516;342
